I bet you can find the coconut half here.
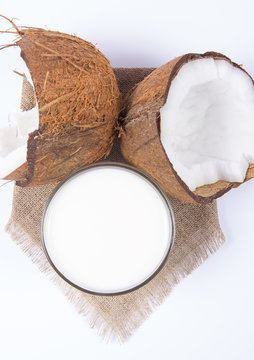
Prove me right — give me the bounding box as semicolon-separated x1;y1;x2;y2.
120;52;254;204
0;21;121;186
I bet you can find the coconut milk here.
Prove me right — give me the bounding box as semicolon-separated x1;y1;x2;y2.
42;164;174;294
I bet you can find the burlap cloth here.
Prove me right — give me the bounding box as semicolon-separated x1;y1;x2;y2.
5;68;225;342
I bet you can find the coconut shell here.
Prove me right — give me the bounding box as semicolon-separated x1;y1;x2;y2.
3;26;121;186
120;52;254;204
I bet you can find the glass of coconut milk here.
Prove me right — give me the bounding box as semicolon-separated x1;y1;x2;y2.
41;163;175;295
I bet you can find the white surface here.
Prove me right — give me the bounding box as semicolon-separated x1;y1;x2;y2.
43;166;172;293
0;1;254;359
161;58;254;190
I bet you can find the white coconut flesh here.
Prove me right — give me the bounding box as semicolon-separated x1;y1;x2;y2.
160;58;254;192
0;107;39;179
0;43;39;180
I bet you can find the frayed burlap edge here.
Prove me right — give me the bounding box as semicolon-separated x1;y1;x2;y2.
4;68;226;343
5;216;225;343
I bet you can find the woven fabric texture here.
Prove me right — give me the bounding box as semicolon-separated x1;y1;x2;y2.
6;68;225;342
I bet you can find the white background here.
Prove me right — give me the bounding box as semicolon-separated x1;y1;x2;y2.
0;1;254;359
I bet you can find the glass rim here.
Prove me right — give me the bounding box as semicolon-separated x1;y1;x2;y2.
41;162;175;296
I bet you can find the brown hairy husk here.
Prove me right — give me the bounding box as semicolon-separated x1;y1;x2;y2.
1;23;121;186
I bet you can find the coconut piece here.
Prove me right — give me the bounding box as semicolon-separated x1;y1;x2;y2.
0;19;121;186
120;52;254;204
0;107;39;179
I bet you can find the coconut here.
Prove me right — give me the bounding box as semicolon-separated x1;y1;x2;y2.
0;17;121;186
120;52;254;204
